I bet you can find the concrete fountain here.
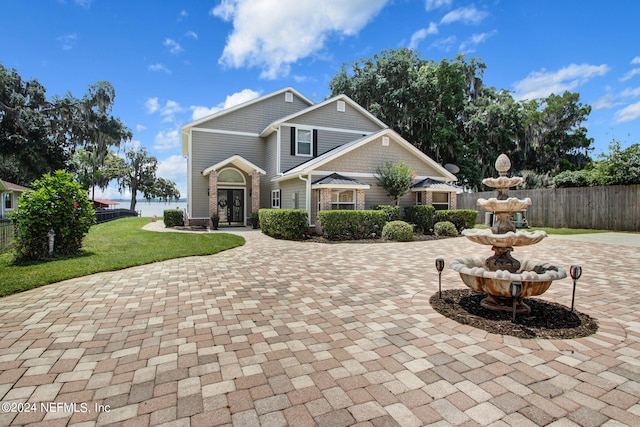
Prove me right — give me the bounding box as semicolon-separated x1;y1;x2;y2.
450;154;567;314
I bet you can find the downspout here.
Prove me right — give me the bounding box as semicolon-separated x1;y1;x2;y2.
272;125;281;175
298;173;312;226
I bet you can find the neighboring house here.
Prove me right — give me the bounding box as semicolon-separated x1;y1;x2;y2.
0;179;29;219
182;87;458;229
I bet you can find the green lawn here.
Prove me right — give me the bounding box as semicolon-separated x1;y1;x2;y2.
0;217;245;297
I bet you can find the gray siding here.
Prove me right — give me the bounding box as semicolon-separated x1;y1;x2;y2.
292;101;384;132
196;93;310;134
279;179;307;210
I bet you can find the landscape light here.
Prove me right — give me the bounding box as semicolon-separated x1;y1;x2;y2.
435;258;445;298
510;281;523;322
570;265;582;312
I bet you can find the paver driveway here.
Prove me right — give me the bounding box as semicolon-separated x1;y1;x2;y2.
0;228;639;426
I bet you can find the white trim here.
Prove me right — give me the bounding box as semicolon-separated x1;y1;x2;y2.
203;155;266;176
278;122;373;136
271;189;281;208
191;127;260;138
187;129;193;218
311;183;370;190
410;188;458;192
276;127;281;175
295;127;313;157
217;167;247;185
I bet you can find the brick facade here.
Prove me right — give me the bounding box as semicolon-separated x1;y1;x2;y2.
208;170;218;219
252;171;261;213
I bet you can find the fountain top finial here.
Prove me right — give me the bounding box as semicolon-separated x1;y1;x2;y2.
495;154;511;176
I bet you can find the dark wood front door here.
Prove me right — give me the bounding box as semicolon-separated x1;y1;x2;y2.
217;189;244;225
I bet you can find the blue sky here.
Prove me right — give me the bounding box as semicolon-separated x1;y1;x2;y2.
3;0;640;199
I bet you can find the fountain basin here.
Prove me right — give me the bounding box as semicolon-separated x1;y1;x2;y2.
482;176;524;189
477;197;531;212
450;256;567;298
462;229;547;247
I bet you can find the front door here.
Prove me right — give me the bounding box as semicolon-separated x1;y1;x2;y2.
217;189;244;225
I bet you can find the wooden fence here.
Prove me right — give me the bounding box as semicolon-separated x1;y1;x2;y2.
457;184;640;232
0;220;15;250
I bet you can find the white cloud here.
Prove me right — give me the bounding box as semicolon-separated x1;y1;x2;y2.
408;23;438;49
211;0;390;79
615;101;640;123
441;6;489;25
185;30;198;39
592;94;614;110
430;35;456;51
459;30;495;52
620;68;640;82
148;63;172;74
145;97;160;114
178;10;188;21
135;124;147;132
163;38;183;54
632;56;640;65
57;33;77;50
157;155;187;182
190;88;261;120
425;0;451;11
154;129;180;151
513;63;610;101
620;87;640;97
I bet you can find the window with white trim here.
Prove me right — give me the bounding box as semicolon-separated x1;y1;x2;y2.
296;128;312;156
331;190;355;210
432;192;450;210
4;193;11;210
271;190;281;208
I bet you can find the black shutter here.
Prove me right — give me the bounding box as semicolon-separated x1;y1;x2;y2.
290;127;296;156
313;129;318;157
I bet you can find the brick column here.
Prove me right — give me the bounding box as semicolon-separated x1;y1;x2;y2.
450;191;457;210
423;191;432;206
208;171;218;218
356;189;365;210
319;188;332;211
252;171;260;213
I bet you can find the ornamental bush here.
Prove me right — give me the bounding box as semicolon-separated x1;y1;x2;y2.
10;170;95;260
163;209;184;227
433;209;478;233
381;220;414;242
372;205;401;221
434;221;458;237
404;205;436;234
259;209;308;240
318;210;387;240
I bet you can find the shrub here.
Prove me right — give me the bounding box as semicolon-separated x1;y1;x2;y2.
404;205;436;234
10;170;95;260
163;209;184;227
318;210;387;240
381;220;414;242
372;205;401;221
433;209;478;233
259;209;308;240
434;221;458;237
375;162;415;205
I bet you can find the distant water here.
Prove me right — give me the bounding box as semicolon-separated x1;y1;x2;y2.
112;200;187;218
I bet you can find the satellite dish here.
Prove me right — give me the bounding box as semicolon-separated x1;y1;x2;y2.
445;163;460;174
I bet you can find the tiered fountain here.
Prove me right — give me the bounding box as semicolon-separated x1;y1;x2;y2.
450;154;567;313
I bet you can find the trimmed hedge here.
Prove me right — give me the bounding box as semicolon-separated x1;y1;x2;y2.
434;221;458;237
433;209;478;233
372;205;401;221
382;220;414;242
318;210;387;240
164;209;184;228
404;205;436;234
259;209;308;240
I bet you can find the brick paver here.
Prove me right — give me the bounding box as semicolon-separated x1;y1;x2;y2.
0;225;639;426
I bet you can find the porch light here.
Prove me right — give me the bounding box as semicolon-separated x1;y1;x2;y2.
569;265;582;312
435;258;445;298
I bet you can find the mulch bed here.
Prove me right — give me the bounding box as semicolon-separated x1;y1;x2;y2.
430;289;598;339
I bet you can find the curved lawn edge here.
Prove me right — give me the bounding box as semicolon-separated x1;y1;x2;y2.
0;217;245;298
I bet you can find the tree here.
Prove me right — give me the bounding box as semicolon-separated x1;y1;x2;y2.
114;147;158;211
152;177;181;202
375;162;415;205
10;170;95;260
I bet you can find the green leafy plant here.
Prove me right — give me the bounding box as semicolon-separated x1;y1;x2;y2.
372;205;401;221
433;209;478;233
318;210;387;240
404;205;436;234
10;170;95;260
163;209;184;228
381;220;414;242
375;162;415;205
434;221;458;237
259;209;308;240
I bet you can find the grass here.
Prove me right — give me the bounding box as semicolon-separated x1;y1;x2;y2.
474;224;612;235
0;217;245;297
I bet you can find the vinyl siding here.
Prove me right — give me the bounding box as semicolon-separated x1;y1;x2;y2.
279;179;307;210
196;93;310;134
291;100;384;132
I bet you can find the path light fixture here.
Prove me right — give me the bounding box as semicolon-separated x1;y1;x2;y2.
570;265;582;312
435;258;445;298
510;281;523;322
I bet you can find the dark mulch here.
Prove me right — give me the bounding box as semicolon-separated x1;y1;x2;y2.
430;289;598;339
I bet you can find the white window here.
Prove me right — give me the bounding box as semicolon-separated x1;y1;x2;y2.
271;190;281;208
432;192;450;210
296;128;312;156
331;190;355;210
4;193;11;210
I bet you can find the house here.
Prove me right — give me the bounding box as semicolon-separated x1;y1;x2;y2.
0;179;29;219
181;87;459;229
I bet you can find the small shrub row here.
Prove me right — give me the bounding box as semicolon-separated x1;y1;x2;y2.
163;210;184;227
433;209;477;233
371;205;401;221
382;220;414;242
403;205;436;234
318;210;387;240
259;209;308;240
434;221;458;237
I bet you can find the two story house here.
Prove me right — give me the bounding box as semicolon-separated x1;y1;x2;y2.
181;87;458;229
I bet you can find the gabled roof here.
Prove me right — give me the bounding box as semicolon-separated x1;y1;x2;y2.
259;94;388;137
202;155;266;176
0;180;29;192
311;173;370;189
274;128;458;182
411;177;461;192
